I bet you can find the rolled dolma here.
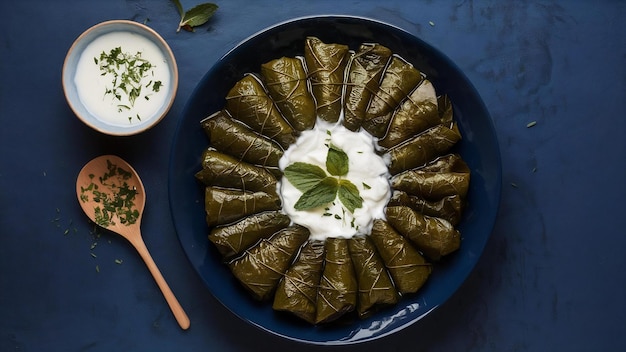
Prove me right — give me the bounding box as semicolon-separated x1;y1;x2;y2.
438;94;454;125
343;43;392;131
225;74;296;148
369;219;431;294
195;148;278;196
315;237;357;324
304;37;350;123
386;206;460;261
388;190;464;226
362;56;424;137
273;240;325;324
377;79;440;148
261;57;316;131
201;110;283;173
390;154;471;200
386;123;462;175
204;187;281;227
229;225;310;301
348;235;398;318
208;211;291;260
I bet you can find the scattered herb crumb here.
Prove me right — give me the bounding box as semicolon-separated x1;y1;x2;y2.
90;253;97;258
511;182;519;188
115;259;123;264
429;21;435;27
526;121;537;128
96;265;100;273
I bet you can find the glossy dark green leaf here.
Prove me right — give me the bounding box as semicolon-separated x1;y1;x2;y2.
225;74;296;148
261;57;316;131
201;110;283;172
229;225;309;301
348;235;398;318
385;206;460;261
195;148;278;196
273;240;325;323
316;238;357;324
208;211;290;260
343;43;392;131
369;219;431;294
204;187;281;227
304;37;350;123
362;56;424;137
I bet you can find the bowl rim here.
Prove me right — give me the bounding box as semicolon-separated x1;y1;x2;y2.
168;14;502;345
62;19;179;136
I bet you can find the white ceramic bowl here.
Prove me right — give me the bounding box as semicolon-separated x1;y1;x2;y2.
63;20;178;136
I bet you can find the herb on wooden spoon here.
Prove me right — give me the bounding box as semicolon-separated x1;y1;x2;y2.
172;0;218;32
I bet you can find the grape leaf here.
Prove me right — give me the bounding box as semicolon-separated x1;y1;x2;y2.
294;177;338;211
284;162;327;193
326;144;349;176
338;179;363;213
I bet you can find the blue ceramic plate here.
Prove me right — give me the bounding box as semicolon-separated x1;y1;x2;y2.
168;15;501;345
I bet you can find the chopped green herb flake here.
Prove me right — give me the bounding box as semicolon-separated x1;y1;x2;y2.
94;46;163;122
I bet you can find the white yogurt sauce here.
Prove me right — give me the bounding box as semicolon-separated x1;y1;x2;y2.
278;121;391;241
74;31;170;126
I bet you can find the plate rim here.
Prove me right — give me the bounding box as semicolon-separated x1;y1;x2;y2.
168;14;502;345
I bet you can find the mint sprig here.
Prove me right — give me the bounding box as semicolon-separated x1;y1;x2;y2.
172;0;218;32
284;142;363;213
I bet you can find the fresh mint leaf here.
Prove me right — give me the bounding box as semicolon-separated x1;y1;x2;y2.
284;162;327;193
172;0;184;18
326;144;349;176
294;177;338;211
175;2;219;32
338;179;363;213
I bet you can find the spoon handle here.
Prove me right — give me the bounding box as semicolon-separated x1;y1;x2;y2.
129;235;191;330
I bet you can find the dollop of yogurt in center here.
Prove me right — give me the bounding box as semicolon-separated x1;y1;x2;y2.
278;122;391;241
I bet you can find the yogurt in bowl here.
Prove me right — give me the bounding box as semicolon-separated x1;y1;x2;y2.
63;20;178;136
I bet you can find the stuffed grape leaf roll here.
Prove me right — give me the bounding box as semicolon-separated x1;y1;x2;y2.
273;240;325;324
362;55;424;138
225;74;296;148
261;57;316;131
388;190;464;226
348;235;398;318
343;43;392;132
369;219;431;294
208;211;291;260
377;79;440;149
201;110;283;173
315;237;357;324
195;148;278;196
386;123;462;175
229;225;310;301
204;187;281;227
304;37;350;123
386;206;460;261
390;154;470;201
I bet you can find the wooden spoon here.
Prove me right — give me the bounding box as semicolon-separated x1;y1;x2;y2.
76;155;190;330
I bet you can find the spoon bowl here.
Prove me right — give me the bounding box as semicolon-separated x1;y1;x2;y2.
76;155;190;330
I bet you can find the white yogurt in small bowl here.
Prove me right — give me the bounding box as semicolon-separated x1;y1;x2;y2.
63;20;178;135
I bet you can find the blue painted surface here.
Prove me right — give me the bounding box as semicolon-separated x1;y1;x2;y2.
1;1;624;351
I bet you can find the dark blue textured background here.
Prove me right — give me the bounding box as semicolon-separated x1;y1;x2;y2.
1;1;624;351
